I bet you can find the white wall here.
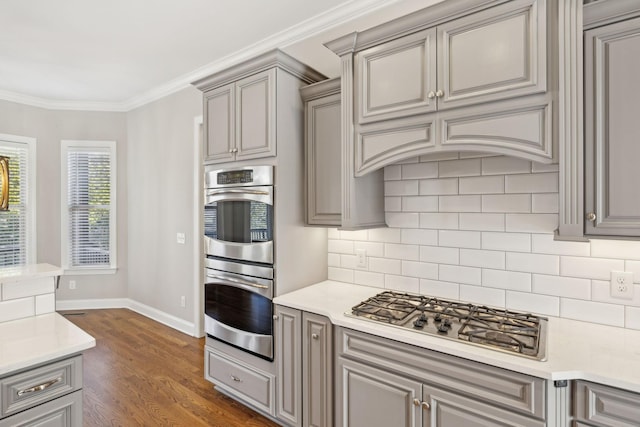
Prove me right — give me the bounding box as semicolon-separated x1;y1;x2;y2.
126;86;202;322
0;99;128;300
328;153;640;330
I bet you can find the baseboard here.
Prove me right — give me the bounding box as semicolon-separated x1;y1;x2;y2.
56;298;196;337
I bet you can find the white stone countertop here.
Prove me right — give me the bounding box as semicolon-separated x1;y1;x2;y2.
273;280;640;393
0;312;95;376
0;263;63;283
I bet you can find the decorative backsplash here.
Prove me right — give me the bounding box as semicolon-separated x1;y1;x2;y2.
327;153;640;329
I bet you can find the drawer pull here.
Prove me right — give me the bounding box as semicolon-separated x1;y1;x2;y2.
230;375;242;382
17;377;62;397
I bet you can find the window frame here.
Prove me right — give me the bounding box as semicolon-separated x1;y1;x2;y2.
0;133;36;267
61;139;117;274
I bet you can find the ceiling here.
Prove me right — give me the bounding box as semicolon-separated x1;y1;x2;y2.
0;0;441;111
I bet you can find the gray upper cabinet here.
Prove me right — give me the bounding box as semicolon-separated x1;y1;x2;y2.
193;49;326;166
584;12;640;237
326;0;557;176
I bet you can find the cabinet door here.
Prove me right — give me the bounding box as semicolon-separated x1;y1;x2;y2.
585;16;640;236
275;306;302;427
574;380;640;427
236;69;277;161
422;386;544;427
305;92;342;226
302;312;333;427
0;390;83;427
437;0;546;110
204;83;235;164
355;28;437;124
336;358;421;427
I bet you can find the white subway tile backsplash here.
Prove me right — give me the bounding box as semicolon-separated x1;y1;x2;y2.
328;267;354;283
354;271;385;288
385;180;419;196
505;214;558;233
531;234;590;256
354;241;384;257
460;249;505;269
439;230;481;249
384;243;419;261
592;280;640;307
482;232;531;252
341;254;357;269
421;246;459;265
627;261;640;283
460;285;505;307
439;159;481;177
369;257;402;275
532;274;591;299
385;275;420;293
398;157;420;164
506;252;559;275
0;297;34;322
591;239;640;261
386;212;420;228
482;269;531;292
626;307;640;330
459;213;505;232
482;194;531;213
531;162;559;173
560;256;624;280
419;178;458;195
402;162;438;179
403;196;438;212
339;229;369;241
35;294;55;315
419;213;459;229
328;239;354;254
482;157;531;175
368;228;402;243
439;195;481;212
327;228;340;239
328;253;340;267
560;298;625;327
532;194;559;213
385;196;402;212
384;165;402;181
440;264;481;286
459;176;504;194
402;260;438;279
505;172;558;193
506;291;560;317
420;279;460;300
401;229;438;246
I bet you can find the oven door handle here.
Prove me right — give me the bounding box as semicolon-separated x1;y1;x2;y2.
206;189;270;196
206;273;269;290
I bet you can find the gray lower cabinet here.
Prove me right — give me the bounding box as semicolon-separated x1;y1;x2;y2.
0;356;83;427
335;327;546;427
573;380;640;427
584;4;640;237
300;78;385;229
275;305;333;427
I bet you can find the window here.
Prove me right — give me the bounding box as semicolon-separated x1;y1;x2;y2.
61;140;116;273
0;134;35;267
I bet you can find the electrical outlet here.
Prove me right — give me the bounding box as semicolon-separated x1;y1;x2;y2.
69;280;76;290
176;232;185;244
356;249;367;269
610;271;634;299
180;296;186;308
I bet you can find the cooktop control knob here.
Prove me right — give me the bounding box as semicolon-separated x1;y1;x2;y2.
413;317;427;329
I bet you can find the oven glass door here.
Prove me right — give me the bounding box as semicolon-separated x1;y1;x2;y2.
204;270;274;359
204;185;273;263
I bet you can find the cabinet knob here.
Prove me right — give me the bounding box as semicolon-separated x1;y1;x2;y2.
312;333;319;340
427;91;436;99
273;315;279;320
413;398;421;407
586;212;597;222
421;401;431;411
435;90;444;98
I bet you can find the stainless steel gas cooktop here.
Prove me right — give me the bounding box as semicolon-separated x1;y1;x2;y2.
347;291;547;361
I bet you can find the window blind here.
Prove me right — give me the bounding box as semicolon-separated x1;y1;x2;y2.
66;148;112;267
0;142;29;267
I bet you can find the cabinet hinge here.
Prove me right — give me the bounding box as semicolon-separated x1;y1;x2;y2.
554;380;568;388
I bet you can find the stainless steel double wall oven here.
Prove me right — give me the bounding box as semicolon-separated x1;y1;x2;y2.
203;165;275;360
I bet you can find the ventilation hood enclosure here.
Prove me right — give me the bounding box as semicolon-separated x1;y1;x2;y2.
325;0;569;177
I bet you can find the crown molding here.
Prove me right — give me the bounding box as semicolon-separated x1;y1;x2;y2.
0;0;403;113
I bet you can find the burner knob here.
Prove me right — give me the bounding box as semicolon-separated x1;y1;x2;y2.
443;319;451;327
419;314;428;322
413;319;426;329
437;324;450;334
434;314;442;322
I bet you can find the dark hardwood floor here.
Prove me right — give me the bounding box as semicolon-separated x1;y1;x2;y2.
62;309;279;427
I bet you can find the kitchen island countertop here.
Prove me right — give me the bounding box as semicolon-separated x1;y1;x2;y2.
0;312;95;376
274;280;640;393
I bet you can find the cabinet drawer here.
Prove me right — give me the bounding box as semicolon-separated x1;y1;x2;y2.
337;327;545;419
0;389;82;427
205;347;275;416
574;380;640;427
1;356;82;418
